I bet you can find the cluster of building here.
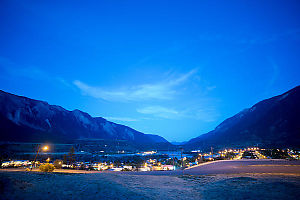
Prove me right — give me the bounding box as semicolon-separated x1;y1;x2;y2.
194;147;268;160
137;158;176;171
0;159;177;171
286;149;300;159
60;159;177;171
1;160;30;168
194;148;242;160
2;147;299;170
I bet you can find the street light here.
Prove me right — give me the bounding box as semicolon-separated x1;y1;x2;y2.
180;147;184;175
30;144;49;171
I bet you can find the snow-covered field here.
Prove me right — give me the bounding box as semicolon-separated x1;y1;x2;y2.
0;171;300;200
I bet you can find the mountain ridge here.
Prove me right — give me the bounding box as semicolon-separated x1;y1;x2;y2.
185;86;300;150
0;89;169;144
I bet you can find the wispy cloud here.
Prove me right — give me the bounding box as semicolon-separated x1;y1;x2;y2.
73;69;197;102
206;85;217;91
137;106;179;119
137;104;219;122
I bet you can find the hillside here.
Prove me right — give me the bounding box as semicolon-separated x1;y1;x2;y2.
185;86;300;150
0;90;168;145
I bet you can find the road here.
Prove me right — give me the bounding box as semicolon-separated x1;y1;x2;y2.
184;159;300;175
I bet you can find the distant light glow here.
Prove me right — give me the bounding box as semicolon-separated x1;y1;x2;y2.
43;146;48;151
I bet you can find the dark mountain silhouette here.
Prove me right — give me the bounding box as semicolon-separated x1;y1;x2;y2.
0;90;168;145
185;86;300;150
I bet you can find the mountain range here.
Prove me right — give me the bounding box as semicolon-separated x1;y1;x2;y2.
185;86;300;150
0;90;168;145
0;86;299;150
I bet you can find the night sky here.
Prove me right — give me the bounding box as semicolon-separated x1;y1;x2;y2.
0;1;299;142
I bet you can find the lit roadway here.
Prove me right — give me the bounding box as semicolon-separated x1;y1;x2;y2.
255;151;268;159
233;152;244;160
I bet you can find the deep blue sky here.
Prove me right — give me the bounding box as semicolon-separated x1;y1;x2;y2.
0;1;299;142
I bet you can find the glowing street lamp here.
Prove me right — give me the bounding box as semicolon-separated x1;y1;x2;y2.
31;144;49;171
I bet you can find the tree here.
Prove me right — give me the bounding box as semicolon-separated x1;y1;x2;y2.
54;159;63;169
63;154;67;164
68;146;76;167
39;163;55;172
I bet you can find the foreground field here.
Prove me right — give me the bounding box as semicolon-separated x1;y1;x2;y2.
0;171;300;200
1;159;300;199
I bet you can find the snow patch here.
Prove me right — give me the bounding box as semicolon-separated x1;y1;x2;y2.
250;106;256;112
7;110;21;125
279;93;289;101
45;119;51;128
